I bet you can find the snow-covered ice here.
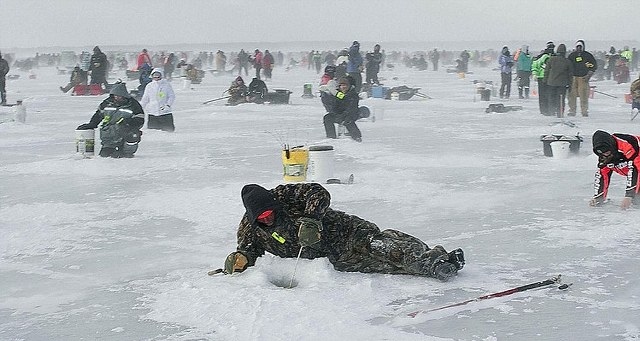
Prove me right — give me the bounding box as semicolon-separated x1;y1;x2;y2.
1;55;639;341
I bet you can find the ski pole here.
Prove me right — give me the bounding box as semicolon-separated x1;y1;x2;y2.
592;89;618;98
288;246;304;288
407;274;567;317
202;95;231;105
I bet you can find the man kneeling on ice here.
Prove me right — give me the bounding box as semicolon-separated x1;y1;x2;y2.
77;83;145;158
223;183;465;281
590;130;640;209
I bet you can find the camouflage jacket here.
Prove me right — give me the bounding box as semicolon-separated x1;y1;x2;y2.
236;183;381;270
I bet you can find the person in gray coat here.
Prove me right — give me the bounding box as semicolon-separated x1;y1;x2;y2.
544;44;574;118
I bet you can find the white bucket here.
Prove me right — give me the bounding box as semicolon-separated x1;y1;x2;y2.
390;92;400;101
550;141;571;159
75;129;95;157
307;145;335;183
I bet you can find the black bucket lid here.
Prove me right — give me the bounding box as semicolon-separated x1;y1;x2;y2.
309;145;334;151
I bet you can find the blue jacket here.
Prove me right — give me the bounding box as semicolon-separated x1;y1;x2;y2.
346;45;363;73
499;54;513;73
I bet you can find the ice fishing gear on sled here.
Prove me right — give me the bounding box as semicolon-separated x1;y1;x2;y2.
485;103;523;113
383;85;430;100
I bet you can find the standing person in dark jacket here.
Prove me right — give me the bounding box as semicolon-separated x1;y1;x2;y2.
590;130;640;210
429;48;440;71
567;40;597;117
323;77;362;142
346;41;363;92
365;44;383;85
544;44;573;117
237;49;249;76
89;46;108;87
76;83;145;158
223;183;465;281
0;51;9;105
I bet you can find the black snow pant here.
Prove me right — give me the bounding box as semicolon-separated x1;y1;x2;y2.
0;77;6;103
500;72;512;98
323;112;361;140
537;79;553;116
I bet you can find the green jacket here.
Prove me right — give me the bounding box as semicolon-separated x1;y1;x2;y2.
532;53;551;79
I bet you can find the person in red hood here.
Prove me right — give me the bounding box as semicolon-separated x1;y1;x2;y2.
590;130;640;209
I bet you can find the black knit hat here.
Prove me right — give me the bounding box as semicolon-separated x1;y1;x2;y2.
241;184;278;223
592;130;616;155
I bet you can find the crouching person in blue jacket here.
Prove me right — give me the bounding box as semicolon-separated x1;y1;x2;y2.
77;83;145;158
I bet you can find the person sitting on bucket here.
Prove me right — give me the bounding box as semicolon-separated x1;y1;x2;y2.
590;130;640;209
223;183;465;281
140;68;176;132
77;83;144;158
59;66;87;93
247;77;267;104
226;76;249;106
323;76;364;142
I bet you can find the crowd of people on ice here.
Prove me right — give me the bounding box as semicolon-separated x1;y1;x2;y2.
3;39;640;282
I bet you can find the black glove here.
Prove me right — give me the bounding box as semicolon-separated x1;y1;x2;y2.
224;251;249;274
297;217;322;246
77;123;92;130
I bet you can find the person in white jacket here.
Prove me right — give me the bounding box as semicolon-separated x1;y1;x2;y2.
140;68;176;132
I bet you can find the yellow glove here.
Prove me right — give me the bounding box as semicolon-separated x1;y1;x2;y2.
224;251;249;274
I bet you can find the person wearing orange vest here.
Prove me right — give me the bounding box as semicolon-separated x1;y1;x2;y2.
590;130;640;209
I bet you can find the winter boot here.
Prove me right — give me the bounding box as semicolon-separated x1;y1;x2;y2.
447;248;465;270
432;259;458;281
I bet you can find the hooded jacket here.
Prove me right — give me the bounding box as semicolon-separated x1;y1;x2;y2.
544;44;573;87
591;130;640;202
140;68;175;116
77;83;145;142
498;47;513;73
567;40;597;77
346;43;363;73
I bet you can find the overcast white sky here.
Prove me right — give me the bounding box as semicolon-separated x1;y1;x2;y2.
1;0;638;49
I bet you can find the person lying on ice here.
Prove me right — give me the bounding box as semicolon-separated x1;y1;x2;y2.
223;183;465;281
590;130;640;209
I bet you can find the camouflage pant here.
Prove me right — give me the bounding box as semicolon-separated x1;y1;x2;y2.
330;228;448;278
